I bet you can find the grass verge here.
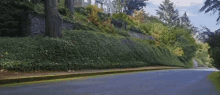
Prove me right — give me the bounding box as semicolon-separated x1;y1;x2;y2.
0;68;181;87
208;71;220;94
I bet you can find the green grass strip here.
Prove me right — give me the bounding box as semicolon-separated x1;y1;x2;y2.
208;71;220;94
0;68;182;87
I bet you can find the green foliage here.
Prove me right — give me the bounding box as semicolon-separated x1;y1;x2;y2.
0;30;186;71
140;21;198;65
207;72;220;94
138;23;151;34
203;33;220;69
128;25;146;34
156;0;180;27
32;2;45;14
184;59;194;68
58;7;71;16
112;12;134;25
208;47;220;69
194;42;211;66
114;28;130;37
0;2;34;37
74;6;89;16
0;0;200;71
98;12;111;21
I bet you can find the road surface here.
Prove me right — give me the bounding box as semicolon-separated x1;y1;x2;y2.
0;68;219;95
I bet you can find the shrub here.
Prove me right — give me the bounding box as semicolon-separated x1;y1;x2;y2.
112;12;134;25
130;10;149;24
98;12;111;21
173;47;184;56
85;5;102;25
195;42;211;65
85;5;116;34
138;23;151;34
58;7;71;16
0;29;187;71
74;6;89;16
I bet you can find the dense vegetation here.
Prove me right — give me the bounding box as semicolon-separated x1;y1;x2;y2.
0;0;210;72
196;0;220;69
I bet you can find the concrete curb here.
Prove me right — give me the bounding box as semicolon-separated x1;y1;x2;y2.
0;67;187;85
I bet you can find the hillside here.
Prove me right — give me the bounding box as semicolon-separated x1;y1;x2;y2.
0;1;205;72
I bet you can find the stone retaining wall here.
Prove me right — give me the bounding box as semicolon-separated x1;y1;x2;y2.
24;12;155;41
128;31;155;40
24;12;78;37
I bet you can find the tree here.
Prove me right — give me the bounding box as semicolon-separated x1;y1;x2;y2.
189;25;200;35
119;0;148;16
196;25;220;44
156;0;180;27
198;0;220;69
112;0;127;13
196;25;220;69
174;12;197;35
178;12;193;29
199;0;220;25
130;9;149;23
65;0;74;14
44;0;63;38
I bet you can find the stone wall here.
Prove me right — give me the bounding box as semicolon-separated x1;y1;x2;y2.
26;12;78;37
28;13;45;36
128;31;155;40
111;19;127;29
111;19;155;40
25;12;155;41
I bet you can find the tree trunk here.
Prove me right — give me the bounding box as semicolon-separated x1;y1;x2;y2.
65;0;74;14
44;0;63;38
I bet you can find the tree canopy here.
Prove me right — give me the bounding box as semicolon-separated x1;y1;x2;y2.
112;0;148;15
199;0;220;25
156;0;180;27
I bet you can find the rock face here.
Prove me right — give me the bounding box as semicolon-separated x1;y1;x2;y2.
110;19;155;41
128;31;155;40
22;12;155;41
21;12;79;37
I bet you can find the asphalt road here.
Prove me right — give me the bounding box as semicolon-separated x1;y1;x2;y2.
0;68;219;95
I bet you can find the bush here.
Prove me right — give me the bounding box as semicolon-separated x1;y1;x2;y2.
138;23;151;35
128;25;146;34
112;12;134;26
74;6;89;16
130;10;148;24
58;7;71;16
98;12;111;21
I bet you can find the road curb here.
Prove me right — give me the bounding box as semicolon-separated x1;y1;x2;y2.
0;67;186;85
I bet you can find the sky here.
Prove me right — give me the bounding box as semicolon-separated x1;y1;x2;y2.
142;0;220;32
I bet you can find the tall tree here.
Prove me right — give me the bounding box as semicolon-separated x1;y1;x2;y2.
189;25;200;35
177;12;192;29
44;0;63;38
65;0;74;14
198;0;220;69
118;0;148;16
196;25;220;69
199;0;220;25
197;25;218;43
156;0;180;27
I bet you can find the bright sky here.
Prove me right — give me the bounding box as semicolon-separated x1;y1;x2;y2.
143;0;220;32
